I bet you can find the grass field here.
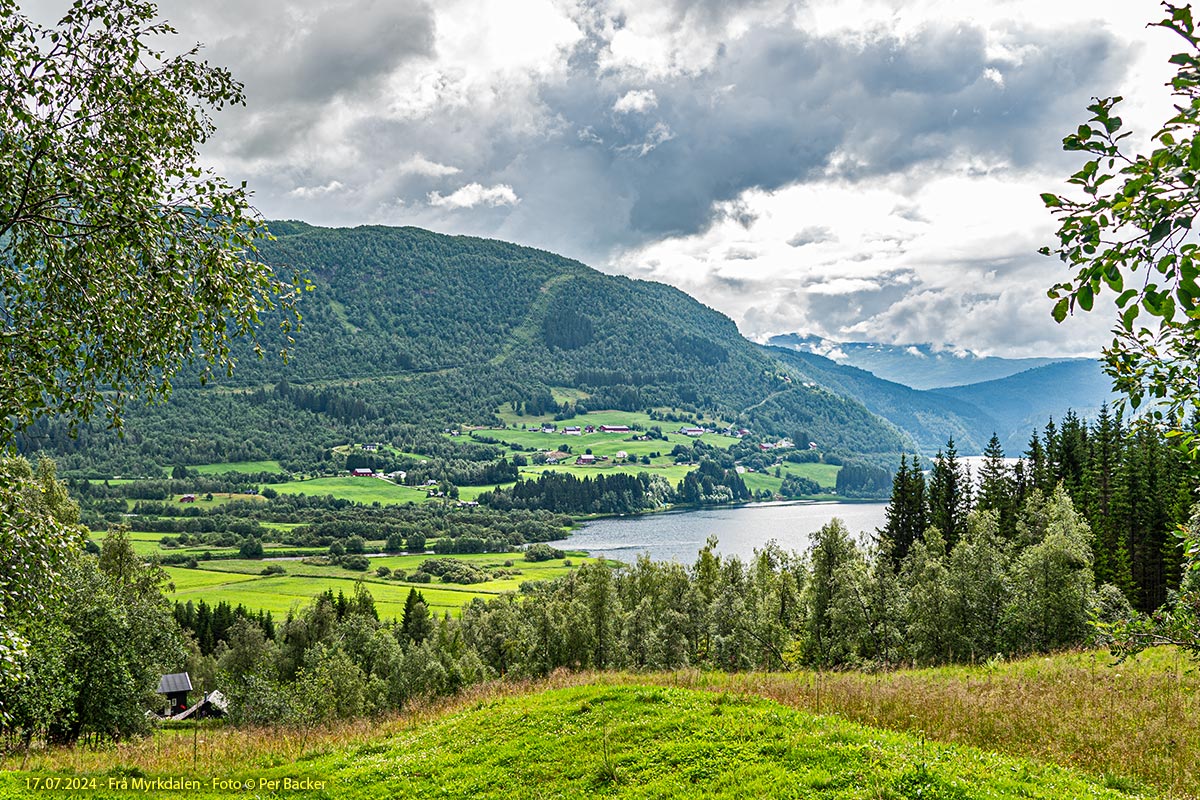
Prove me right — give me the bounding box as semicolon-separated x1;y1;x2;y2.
741;461;843;494
164;552;602;618
267;477;429;505
191;460;285;475
167;573;478;619
9;650;1189;799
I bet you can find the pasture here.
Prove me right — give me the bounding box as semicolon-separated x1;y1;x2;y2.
191;460;285;475
163;552;604;618
267;476;429;505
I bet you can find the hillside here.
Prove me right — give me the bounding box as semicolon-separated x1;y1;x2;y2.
768;333;1076;390
932;360;1117;453
22;223;910;475
9;648;1193;799
767;347;1002;454
0;688;1163;799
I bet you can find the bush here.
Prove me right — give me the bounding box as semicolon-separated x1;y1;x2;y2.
376;566;391;578
346;535;366;554
239;537;264;559
409;570;432;583
419;557;488;584
525;543;565;562
260;564;286;576
339;554;370;571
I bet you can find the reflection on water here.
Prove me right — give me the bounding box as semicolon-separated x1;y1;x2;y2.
547;501;890;564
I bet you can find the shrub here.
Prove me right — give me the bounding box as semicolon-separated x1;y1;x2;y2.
525;543;565;562
339;554;370;571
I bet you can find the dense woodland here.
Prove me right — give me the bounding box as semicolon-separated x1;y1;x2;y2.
884;409;1190;612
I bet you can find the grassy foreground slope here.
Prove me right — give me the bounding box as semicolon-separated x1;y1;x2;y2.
1;683;1150;800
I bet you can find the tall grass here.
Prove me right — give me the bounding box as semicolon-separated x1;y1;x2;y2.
6;648;1197;798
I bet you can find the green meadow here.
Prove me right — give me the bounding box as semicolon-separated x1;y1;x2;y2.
5;676;1167;799
267;476;429;505
164;552;603;619
740;461;843;494
191;460;285;475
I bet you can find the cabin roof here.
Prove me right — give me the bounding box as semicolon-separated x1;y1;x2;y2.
157;672;192;694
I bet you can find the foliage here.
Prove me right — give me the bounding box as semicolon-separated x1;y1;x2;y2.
0;0;302;441
0;457;84;714
1040;3;1200;449
1102;504;1200;660
2;527;183;744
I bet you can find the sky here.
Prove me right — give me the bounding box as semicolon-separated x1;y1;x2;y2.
27;0;1188;357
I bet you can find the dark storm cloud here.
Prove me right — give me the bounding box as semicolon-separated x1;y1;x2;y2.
487;19;1127;260
164;0;435;105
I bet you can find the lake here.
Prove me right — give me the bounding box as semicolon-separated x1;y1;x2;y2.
548;501;889;564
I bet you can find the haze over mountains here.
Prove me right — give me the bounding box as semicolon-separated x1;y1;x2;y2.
25;224;1112;472
766;333;1085;390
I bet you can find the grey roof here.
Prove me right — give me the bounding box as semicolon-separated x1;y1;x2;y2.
157;672;193;694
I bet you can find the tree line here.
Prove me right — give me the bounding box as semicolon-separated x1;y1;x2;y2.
883;409;1190;612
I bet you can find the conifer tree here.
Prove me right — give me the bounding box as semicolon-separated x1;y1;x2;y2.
927;439;971;550
879;454;927;567
976;434;1015;538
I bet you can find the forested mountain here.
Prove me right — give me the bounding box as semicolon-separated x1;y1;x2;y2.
768;347;1117;456
19;223;910;474
768;348;1001;454
768;333;1075;389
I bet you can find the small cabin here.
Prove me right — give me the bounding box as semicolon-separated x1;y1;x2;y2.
179;494;196;503
156;672;193;716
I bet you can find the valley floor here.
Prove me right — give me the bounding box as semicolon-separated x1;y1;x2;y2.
3;648;1195;799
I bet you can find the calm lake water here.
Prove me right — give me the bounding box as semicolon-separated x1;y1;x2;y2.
548;501;889;564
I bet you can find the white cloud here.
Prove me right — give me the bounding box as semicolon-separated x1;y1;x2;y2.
613;89;659;114
397;155;462;177
427;182;520;208
287;180;346;198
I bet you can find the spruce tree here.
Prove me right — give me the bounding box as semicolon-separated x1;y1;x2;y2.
927;439;971;550
976;434;1014;538
879;454;927;567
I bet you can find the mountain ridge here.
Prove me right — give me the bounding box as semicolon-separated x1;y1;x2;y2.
767;332;1086;390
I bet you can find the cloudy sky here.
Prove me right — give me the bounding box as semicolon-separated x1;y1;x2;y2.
31;0;1186;356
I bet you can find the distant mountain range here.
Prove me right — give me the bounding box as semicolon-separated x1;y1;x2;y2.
767;333;1082;390
768;347;1117;455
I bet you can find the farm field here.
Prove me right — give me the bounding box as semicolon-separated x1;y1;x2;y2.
519;462;697;485
740;461;843;494
267;476;429;505
163;552;604;618
12;648;1192;799
191;460;284;474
